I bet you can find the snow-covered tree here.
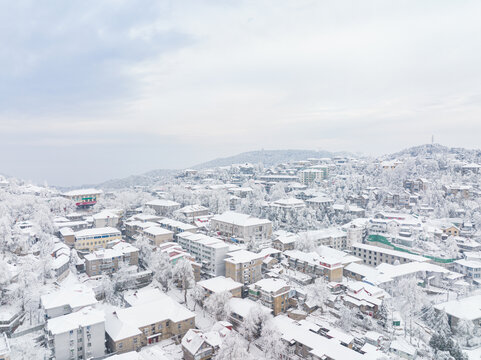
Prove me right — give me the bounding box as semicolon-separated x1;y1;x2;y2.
240;305;272;350
257;320;288;360
191;284;206;311
337;304;353;332
205;291;232;321
306;277;330;312
295;232;315;252
215;331;251;360
149;251;173;291
173;258;195;304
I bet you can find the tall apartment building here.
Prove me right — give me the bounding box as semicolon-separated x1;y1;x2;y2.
73;227;121;252
225;250;263;285
248;278;290;315
176;232;230;277
61;189;103;209
210;211;272;244
283;249;344;282
84;242;139;276
46;307;105;360
299;168;328;185
352;243;428;267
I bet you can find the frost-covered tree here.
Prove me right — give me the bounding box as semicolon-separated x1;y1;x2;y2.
173;258;195;304
191;284;206;311
258;320;288;360
295;233;315;252
149;252;173;291
215;332;251;360
205;291;232;321
306;277;330;312
455;319;475;347
337;304;353;332
240;305;272;351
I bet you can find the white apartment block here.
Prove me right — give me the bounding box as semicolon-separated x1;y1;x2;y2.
298;228;349;250
210;211;272;244
299;168;328;185
46;307;105;360
454;259;481;281
176;232;230;277
352;243;428;267
145;199;181;216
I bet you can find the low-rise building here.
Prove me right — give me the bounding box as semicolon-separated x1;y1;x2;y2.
352;243;429;267
74;227;121;252
84;242;139;277
454;259;481;281
157;218;198;235
210;211;272;244
197;276;243;298
143;226;174;246
248;278;290;315
105;288;195;351
283;249;344;282
46;307;105;360
176;205;209;222
41;285;98;319
225;250;263;285
181;322;232;360
61;188;103;209
93;210;120;228
0;333;10;360
145;199;181;216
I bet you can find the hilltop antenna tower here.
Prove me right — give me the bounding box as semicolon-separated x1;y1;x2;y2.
431;135;434;145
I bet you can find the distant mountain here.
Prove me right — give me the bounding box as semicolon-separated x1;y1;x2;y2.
193;149;344;169
80;169;177;190
388;143;480;159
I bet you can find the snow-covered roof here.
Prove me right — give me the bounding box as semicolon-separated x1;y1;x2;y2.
143;226;174;236
197;276;243;294
105;311;142;342
352;243;428;262
146;199;180;207
116;292;194;327
47;307;104;335
178;204;209;213
62;188;103;197
434;295;481;321
390;339;416;356
74;227;121;238
41;285;98;311
225;250;263;264
252;278;289;293
211;211;271;227
228;298;271;318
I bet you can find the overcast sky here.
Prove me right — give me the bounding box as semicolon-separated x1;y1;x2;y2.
1;0;481;186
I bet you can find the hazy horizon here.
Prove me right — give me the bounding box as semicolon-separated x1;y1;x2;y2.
2;1;481;186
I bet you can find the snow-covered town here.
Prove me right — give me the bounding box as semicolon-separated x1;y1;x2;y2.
1;144;481;360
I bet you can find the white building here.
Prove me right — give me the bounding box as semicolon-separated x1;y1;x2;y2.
41;285;98;319
454;259;481;281
46;307;105;360
145;199;181;216
176;232;230;277
92;210;120;228
210;211;272;244
299;168;328;185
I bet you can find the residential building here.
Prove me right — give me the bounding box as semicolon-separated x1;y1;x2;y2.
434;295;481;329
92;210;120;228
210;211;272;244
248;278;290;315
181;322;232;360
61;188;103;209
197;276;243;298
228;298;272;329
299;168;328;185
84;242;139;277
298;228;349;250
271;198;306;209
157;218;198;235
176;205;209;222
41;285;98;319
454;259;481;281
177;232;230;277
157;242;202;281
143;226;174;246
105;288;195;350
46;307;105;360
225;250;263;285
283;250;344;282
145;199;181;216
73;227;121;252
352;243;429;266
